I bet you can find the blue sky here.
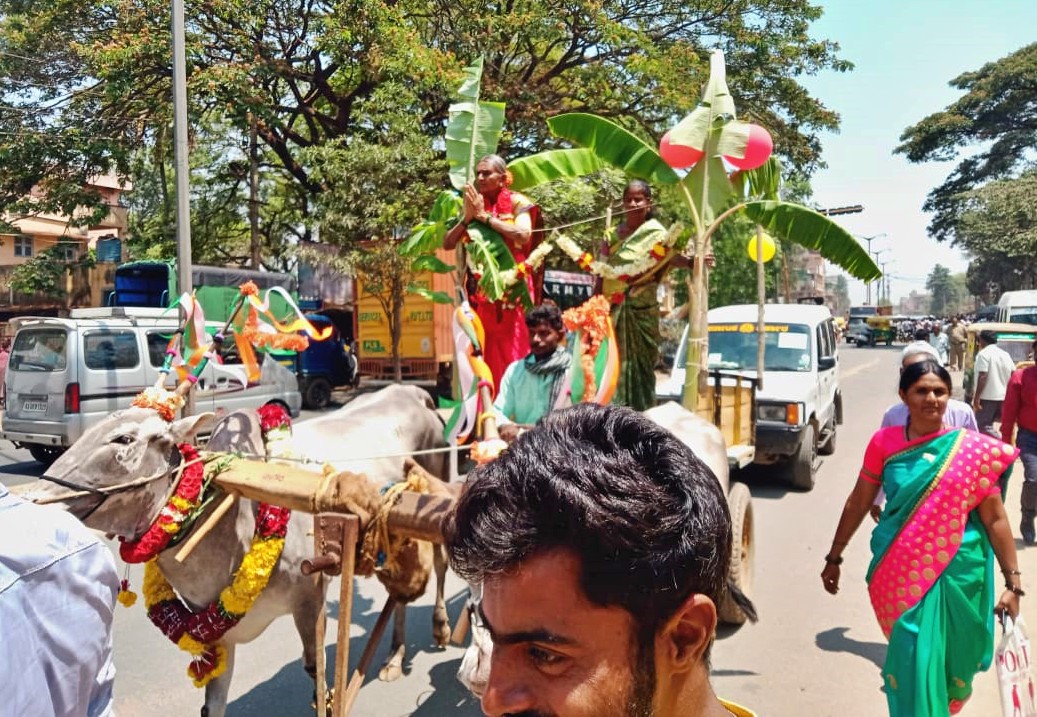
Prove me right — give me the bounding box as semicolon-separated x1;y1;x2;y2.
797;0;1037;306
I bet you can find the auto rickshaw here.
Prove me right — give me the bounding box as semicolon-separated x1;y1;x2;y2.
863;315;895;346
962;322;1037;403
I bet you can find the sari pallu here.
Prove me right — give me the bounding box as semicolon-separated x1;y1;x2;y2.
866;427;1019;716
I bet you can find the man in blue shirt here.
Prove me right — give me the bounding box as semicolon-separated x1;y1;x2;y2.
0;481;119;716
494;304;571;442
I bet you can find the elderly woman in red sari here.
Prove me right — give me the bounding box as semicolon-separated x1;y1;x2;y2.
822;360;1022;716
444;154;539;391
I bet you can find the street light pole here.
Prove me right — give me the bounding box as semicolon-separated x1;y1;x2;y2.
171;0;194;415
856;233;886;304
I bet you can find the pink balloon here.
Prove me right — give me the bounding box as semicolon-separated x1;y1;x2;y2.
724;124;773;171
659;131;704;169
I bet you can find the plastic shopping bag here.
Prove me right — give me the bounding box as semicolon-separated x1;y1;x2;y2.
997;614;1037;717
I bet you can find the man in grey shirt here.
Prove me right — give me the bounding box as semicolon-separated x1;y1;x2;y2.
0;481;118;716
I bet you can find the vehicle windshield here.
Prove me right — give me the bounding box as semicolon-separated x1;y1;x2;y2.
675;322;814;372
10;328;68;371
1001;339;1036;364
1009;309;1037;326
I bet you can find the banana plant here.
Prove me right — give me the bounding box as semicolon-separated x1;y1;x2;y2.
508;51;881;409
400;57;535;308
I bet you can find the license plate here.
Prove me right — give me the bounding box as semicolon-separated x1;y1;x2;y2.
22;400;47;413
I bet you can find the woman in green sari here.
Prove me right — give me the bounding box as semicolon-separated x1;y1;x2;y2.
822;360;1023;716
602;180;707;411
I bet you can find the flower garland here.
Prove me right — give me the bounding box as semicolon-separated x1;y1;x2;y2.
131;386;186;422
497;241;554;289
554;233;676;282
563;296;614;402
118;442;206;565
129;403;295;688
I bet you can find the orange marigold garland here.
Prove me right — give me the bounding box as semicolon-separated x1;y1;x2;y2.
563;296;613;402
131;387;186;422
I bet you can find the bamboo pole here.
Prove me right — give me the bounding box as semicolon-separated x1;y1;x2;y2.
332;516;359;717
337;597;398;715
173;493;237;563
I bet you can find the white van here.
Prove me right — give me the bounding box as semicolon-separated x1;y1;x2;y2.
657;303;841;490
1;307;302;464
996;291;1037;326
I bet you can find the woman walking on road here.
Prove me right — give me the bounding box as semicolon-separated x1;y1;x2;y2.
822;360;1023;716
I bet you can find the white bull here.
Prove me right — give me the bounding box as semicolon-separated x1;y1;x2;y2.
18;384;452;717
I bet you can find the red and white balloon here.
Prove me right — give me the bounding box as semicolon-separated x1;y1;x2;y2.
723;123;773;171
659;131;704;169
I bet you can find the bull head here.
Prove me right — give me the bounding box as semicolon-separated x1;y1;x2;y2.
20;407;215;539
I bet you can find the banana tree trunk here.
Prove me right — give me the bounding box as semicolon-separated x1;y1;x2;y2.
681;236;709;411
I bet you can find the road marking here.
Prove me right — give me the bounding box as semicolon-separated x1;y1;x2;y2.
840;357;885;380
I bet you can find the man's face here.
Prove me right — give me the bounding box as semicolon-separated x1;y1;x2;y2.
529;321;565;359
479;548;656;717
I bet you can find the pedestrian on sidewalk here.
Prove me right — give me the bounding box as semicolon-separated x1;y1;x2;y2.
973;330;1017;438
931;322;949;366
869;344;977;522
948;316;967;370
1001;338;1037;545
822;360;1021;717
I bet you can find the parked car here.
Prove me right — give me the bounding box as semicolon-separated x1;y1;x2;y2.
657;303;842;490
1;307;302;464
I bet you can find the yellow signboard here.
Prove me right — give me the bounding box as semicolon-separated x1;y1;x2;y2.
356;276;436;359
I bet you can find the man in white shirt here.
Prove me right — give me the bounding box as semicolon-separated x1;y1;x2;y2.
974;329;1018;438
0;481;118;717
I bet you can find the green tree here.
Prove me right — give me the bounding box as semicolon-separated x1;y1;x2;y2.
10;243;96;303
926;264;953;316
0;0;850;260
896;43;1037;244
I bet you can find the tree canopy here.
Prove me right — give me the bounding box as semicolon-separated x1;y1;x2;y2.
0;0;850;258
896;43;1037;245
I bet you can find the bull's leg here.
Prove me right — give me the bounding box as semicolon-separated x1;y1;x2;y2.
200;643;236;717
293;589;326;706
432;544;451;647
378;603;408;682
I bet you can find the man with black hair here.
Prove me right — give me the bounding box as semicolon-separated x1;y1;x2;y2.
492;303;572;442
446;403;755;717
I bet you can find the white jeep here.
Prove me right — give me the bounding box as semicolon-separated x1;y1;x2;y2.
657;303;842;490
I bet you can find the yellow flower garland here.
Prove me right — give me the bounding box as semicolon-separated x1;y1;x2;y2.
141;532;287;687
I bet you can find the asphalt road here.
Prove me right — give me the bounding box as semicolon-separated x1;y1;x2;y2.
3;350;1032;716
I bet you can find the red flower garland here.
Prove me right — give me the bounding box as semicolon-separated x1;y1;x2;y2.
119;443;205;564
146;503;292;644
257;402;291;433
487;186;514;219
141;406;293;686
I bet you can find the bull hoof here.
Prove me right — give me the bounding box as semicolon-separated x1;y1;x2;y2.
433;614;451;648
201;708;209;717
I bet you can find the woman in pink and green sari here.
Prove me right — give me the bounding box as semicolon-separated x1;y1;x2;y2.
822;360;1023;716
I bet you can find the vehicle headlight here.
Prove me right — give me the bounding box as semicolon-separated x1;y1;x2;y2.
758;402;804;425
757;404;787;422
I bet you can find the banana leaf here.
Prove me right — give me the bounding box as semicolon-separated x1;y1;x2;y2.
546;113;680;185
400;191;462;257
731;156;782;201
446;57;506;191
408;284;454;304
411;254;456;273
508;148;607;191
465;223;533;308
741;201;882;281
685;153;735;226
